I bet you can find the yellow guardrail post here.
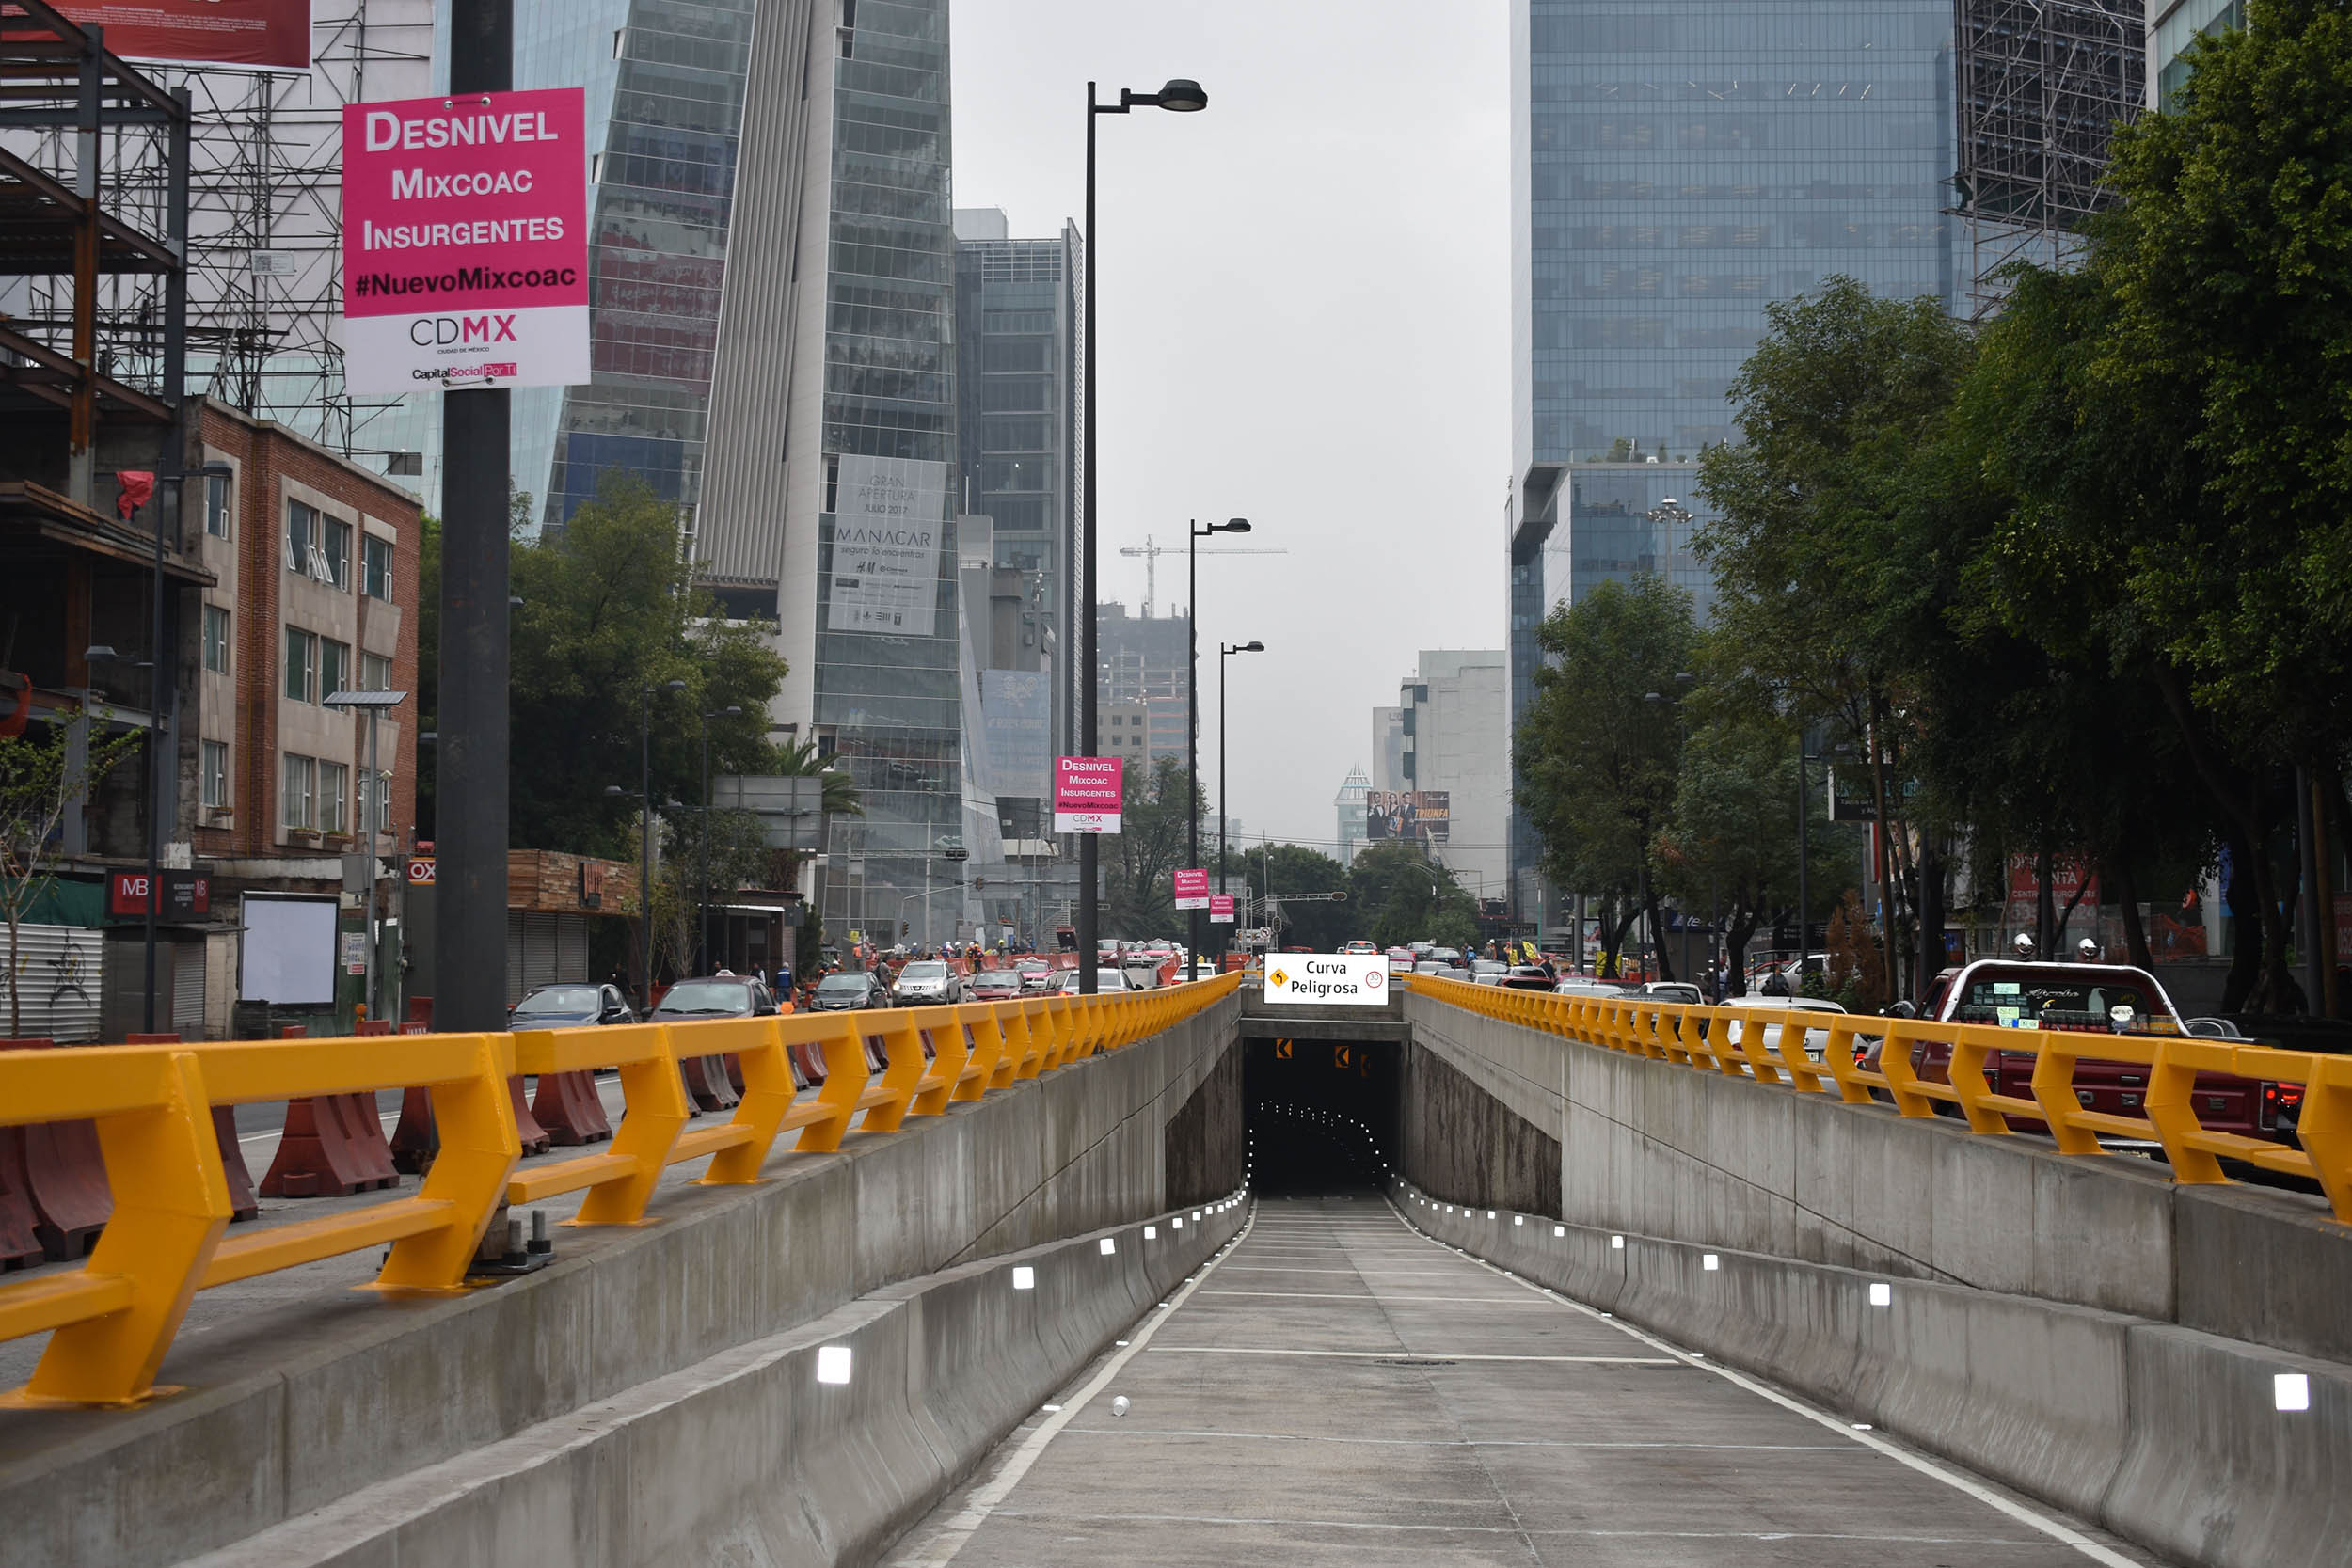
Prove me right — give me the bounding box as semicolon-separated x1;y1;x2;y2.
959;1004;1007;1100
691;1016;798;1184
2026;1034;2108;1155
567;1022;691;1224
2299;1055;2352;1219
8;1049;230;1407
1873;1019;1942;1117
855;1008;931;1134
911;1011;972;1116
791;1013;875;1153
1945;1024;2015;1135
1006;1001;1043;1080
377;1031;520;1285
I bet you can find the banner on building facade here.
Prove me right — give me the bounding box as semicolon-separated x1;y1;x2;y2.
829;454;947;636
1364;789;1451;844
1054;755;1122;834
340;87;589;391
21;2;312;70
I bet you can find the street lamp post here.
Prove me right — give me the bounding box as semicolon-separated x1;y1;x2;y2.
1645;496;1693;582
612;679;684;1007
697;704;740;975
1080;75;1208;993
1217;639;1264;957
1187;518;1249;971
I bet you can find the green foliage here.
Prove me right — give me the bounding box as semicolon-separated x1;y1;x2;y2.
1345;840;1478;950
419;475;793;862
0;715;140;1035
1214;842;1354;951
1105;755;1200;942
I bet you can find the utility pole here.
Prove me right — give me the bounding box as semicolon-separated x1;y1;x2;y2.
433;0;514;1032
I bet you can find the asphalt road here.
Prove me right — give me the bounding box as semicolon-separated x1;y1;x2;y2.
880;1196;2169;1568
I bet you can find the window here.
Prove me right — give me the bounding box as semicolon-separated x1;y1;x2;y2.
200;740;229;809
317;761;350;835
362;534;393;602
323;516;352;591
373;770;392;832
320;639;351;702
286;500;316;574
361;652;393;692
280;752;316;831
284;627;317;703
202;605;230;674
204;472;230;539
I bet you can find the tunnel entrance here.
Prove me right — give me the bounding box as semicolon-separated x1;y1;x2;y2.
1244;1037;1401;1196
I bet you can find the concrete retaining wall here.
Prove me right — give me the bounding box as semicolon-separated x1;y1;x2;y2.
179;1199;1250;1568
1400;1186;2350;1568
1405;992;2352;1363
0;1001;1241;1568
1400;1038;1562;1218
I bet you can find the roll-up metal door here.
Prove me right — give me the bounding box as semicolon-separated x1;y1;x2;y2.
522;912;559;994
557;914;588;983
506;910;525;1005
171;939;205;1037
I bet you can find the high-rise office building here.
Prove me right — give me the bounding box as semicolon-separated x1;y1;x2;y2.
2149;0;2239;106
1335;765;1372;866
1378;654;1510;903
1505;0;1963;929
499;0;961;946
1097;601;1191;768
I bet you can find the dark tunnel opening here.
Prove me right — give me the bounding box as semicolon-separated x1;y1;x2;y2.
1243;1037;1401;1196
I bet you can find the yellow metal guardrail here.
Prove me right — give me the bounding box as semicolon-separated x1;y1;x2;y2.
1403;973;2352;1224
0;974;1236;1407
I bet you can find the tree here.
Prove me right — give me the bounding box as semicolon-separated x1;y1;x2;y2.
0;718;138;1036
1345;840;1479;951
1515;575;1694;977
419;475;789;863
1104;755;1200;942
1214;841;1354;951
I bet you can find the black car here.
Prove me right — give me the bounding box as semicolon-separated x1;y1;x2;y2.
511;982;634;1027
805;971;890;1012
649;974;783;1022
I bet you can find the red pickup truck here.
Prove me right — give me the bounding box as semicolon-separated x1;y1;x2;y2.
1884;959;2290;1145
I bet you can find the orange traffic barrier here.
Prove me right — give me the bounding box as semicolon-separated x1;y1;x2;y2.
0;1038;111;1259
0;974;1242;1406
530;1069;612;1146
0;1125;42;1269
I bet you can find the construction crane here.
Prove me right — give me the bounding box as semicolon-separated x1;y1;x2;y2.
1118;533;1288;617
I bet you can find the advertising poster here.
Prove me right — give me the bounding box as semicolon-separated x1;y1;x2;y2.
1364;789;1452;844
1261;954;1390;1006
829;453;947;636
21;1;311;70
340;87;589;391
1173;869;1209;911
1209;895;1236;925
1054;755;1122;834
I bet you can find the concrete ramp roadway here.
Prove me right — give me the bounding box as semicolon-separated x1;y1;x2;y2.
881;1197;2162;1568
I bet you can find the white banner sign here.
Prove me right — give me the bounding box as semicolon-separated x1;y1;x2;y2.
829;454;946;636
1261;954;1391;1006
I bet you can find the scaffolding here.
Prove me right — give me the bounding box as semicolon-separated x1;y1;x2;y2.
1951;0;2146;318
10;1;431;467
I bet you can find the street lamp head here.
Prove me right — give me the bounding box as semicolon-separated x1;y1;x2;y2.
1217;517;1250;533
604;784;628;799
1154;78;1208;111
661;678;686;692
1644;691;1663;703
1242;641;1264;652
83;644;119;663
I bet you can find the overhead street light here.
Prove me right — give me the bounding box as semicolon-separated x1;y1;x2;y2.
1218;640;1265;952
1080;74;1210;991
1187;518;1251;974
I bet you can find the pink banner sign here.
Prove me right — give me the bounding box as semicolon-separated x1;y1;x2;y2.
341;87;590;392
1053;755;1123;834
1209;894;1236;925
1174;869;1209;910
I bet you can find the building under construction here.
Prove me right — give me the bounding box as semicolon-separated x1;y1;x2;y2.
1951;0;2147;316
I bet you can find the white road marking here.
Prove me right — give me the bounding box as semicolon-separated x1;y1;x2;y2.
887;1209;1257;1568
1059;1427;1855;1451
1144;1346;1677;1364
1385;1201;2154;1568
1196;1291;1550;1306
987;1509;2042;1546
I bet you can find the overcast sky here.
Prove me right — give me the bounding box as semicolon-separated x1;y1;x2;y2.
950;0;1511;851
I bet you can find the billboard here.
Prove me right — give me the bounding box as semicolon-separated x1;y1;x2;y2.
1173;869;1209;911
1054;755;1122;834
25;1;312;70
829;454;947;636
1364;790;1451;844
340;88;590;392
1209;894;1235;925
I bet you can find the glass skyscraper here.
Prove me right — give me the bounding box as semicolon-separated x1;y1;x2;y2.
1505;0;1963;928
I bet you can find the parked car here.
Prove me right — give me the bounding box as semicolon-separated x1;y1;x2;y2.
649;974;781;1021
1867;959;2293;1148
1385;946;1417;968
805;971;890;1012
1499;965;1558;992
891;959;964;1006
967;969;1025;1002
1719;992;1849;1062
1016;958;1058;992
1638;980;1705;1005
1343;940;1378;956
1412;959;1455;976
1470;959;1510;986
1059;968;1136;993
510;982;633;1027
1553;977;1638;997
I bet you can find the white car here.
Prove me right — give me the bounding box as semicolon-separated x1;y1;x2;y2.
891;959;964;1006
1058;968;1135;994
1718;992;1848;1062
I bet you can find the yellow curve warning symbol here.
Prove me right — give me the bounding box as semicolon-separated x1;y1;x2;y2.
1267;968;1289;990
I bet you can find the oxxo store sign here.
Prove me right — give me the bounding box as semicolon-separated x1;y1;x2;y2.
1261;954;1389;1006
340;88;589;391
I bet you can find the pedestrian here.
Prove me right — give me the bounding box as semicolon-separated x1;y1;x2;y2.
1761;967;1790;997
774;956;794;998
